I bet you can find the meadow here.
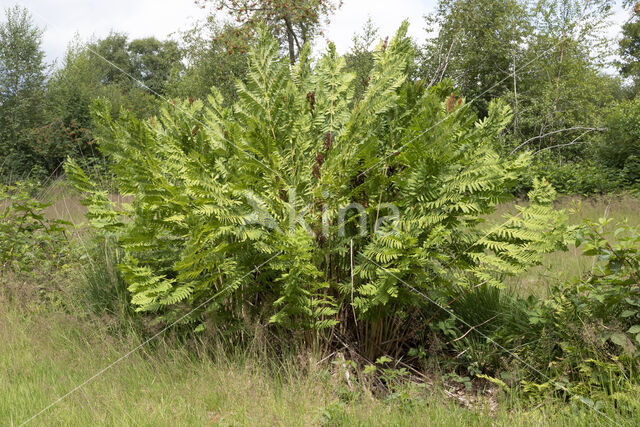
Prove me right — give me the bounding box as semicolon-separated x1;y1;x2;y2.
2;182;639;426
1;299;624;426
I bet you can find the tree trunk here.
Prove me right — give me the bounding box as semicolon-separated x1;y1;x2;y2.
284;15;296;65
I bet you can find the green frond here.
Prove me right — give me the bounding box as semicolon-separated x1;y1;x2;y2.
78;23;568;338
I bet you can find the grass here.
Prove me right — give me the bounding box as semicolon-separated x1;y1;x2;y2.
38;177;130;227
0;296;628;426
2;185;640;425
490;194;640;297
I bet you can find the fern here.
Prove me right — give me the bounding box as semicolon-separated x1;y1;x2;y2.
66;23;566;352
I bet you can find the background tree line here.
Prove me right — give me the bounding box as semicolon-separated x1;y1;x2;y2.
1;0;639;194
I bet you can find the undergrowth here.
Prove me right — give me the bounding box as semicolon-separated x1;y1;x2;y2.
2;178;640;424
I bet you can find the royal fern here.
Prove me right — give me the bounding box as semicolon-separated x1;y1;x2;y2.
66;23;566;353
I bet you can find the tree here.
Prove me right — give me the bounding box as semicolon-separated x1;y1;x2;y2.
47;37;107;128
167;18;248;104
48;33;179;127
85;32;182;95
42;34;174;176
199;0;341;64
128;37;182;95
344;18;380;101
619;1;640;93
420;0;529;116
0;5;48;177
89;32;132;86
509;0;617;159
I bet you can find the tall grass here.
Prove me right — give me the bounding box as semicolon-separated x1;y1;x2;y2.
2;182;639;425
0;295;629;426
79;238;134;327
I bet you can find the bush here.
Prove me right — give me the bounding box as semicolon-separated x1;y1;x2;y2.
67;24;566;358
598;98;640;185
22;118;95;176
524;159;625;196
450;216;640;403
0;119;96;183
0;181;71;289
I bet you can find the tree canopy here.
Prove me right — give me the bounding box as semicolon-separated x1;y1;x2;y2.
199;0;341;63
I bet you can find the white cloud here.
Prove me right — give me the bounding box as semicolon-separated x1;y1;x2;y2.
607;2;632;43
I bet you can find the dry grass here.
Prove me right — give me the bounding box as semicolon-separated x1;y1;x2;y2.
38;179;87;225
36;177;130;226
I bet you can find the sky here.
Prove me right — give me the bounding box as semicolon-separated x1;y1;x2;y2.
2;0;632;67
5;0;436;65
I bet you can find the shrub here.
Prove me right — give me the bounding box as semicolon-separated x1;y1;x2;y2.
569;217;640;355
0;182;71;286
518;159;625;196
598;98;640;185
66;24;566;357
23;118;95;176
464;217;640;402
0;119;96;183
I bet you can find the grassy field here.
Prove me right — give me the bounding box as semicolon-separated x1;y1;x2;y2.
2;184;639;425
0;296;625;426
491;194;640;297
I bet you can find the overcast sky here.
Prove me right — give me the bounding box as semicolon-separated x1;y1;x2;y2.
3;0;631;67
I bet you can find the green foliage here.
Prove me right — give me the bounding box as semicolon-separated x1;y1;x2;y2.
446;216;640;403
75;32;180;95
344;19;381;101
420;0;529;115
127;37;182;95
572;217;640;349
507;0;617;160
597;98;640;185
523;158;625;196
167;19;248;105
0;182;70;281
0;15;178;180
420;0;623;194
0;6;48;177
21;118;94;176
68;25;566;355
445;284;533;372
512;217;640;402
4;32;180;180
48;33;170;120
619;1;640;92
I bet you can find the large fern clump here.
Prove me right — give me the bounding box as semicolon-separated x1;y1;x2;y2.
66;23;566;354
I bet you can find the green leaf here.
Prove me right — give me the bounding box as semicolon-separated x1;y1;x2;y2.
375;356;392;365
363;365;377;375
610;333;628;347
627;325;640;334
